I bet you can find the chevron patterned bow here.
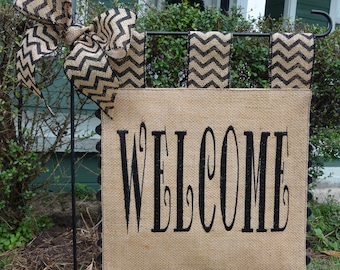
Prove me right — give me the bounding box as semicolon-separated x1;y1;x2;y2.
15;0;136;116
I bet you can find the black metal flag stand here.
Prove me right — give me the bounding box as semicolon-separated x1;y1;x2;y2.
69;9;332;269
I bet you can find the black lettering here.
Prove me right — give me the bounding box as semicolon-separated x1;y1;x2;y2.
117;122;146;232
151;131;171;232
242;131;270;232
199;127;216;232
174;131;193;232
271;132;289;231
220;126;239;231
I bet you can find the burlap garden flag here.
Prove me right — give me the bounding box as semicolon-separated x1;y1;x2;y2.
100;32;313;269
13;2;314;268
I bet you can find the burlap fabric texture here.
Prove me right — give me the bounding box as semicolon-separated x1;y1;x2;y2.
100;32;314;269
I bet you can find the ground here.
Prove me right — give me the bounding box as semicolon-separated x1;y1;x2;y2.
0;193;101;270
0;193;339;269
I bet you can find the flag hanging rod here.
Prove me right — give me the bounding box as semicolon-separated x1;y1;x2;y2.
146;10;332;38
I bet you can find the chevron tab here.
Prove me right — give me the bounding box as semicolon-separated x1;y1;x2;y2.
109;31;146;88
270;33;315;89
188;31;232;88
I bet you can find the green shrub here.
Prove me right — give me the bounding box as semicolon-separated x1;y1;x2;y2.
0;3;60;252
136;2;339;130
166;0;205;11
75;183;96;200
136;3;257;87
0;138;53;252
0;212;53;251
0;212;54;270
312;28;340;129
308;195;340;251
0;139;46;218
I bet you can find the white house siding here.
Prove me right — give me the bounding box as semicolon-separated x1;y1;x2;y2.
315;162;340;202
224;0;339;28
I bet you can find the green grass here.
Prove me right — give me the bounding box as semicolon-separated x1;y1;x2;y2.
307;194;340;270
0;252;13;268
308;255;340;270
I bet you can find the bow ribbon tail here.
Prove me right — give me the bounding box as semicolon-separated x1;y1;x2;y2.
16;23;60;115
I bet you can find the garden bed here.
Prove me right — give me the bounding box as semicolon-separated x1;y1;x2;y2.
0;194;101;270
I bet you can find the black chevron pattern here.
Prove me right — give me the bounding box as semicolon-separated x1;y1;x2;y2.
92;8;136;60
111;9;135;50
109;31;146;88
14;0;72;27
64;35;120;117
188;31;232;88
63;8;139;118
16;24;59;100
15;3;140;117
270;33;315;89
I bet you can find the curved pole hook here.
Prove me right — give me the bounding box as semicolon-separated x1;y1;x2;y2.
311;10;333;38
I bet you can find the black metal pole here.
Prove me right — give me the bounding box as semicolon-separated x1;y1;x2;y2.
71;82;78;270
71;1;78;268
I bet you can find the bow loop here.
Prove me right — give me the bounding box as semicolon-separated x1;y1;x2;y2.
15;0;137;117
92;8;136;60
